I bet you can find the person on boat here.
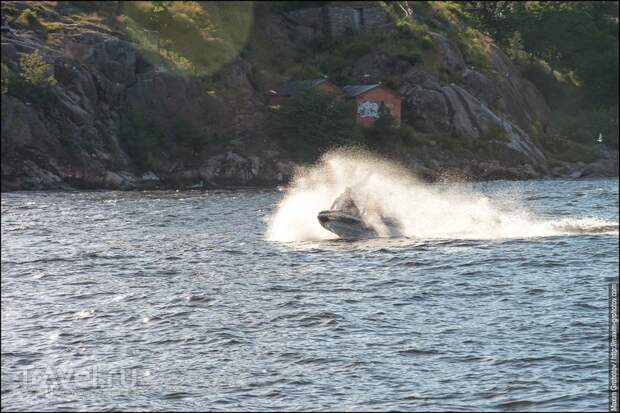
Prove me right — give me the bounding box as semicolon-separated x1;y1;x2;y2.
331;187;361;217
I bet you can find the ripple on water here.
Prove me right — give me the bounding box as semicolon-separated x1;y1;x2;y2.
1;179;618;411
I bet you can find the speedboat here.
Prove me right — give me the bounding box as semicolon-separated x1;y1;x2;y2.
317;209;378;239
317;188;403;239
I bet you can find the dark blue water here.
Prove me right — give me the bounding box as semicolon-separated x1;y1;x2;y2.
1;179;618;411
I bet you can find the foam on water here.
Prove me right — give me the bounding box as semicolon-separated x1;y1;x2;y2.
266;149;618;242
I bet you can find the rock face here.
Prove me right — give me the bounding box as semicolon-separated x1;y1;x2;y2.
276;11;564;180
1;2;616;191
549;153;620;179
362;31;550;174
1;8;296;191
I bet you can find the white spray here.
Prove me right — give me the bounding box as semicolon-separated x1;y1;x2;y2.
266;149;618;242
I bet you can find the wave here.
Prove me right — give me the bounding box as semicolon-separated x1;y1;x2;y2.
266;149;618;242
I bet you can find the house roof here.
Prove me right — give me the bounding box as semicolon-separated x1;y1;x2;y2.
342;84;382;97
270;79;332;96
270;80;400;99
342;83;399;98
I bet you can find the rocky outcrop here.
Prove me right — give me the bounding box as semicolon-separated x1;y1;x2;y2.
1;2;616;191
393;32;549;172
549;154;620;179
1;4;297;191
339;27;556;179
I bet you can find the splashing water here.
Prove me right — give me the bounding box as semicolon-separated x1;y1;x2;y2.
266;149;618;242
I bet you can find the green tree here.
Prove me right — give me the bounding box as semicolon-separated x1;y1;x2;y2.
9;50;57;104
464;1;618;105
19;49;57;88
270;88;363;161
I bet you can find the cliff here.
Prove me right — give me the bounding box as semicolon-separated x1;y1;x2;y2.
1;1;617;191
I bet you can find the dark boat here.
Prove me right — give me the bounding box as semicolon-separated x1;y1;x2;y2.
317;210;378;239
317;188;403;239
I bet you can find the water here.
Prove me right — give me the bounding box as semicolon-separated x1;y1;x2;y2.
1;178;618;411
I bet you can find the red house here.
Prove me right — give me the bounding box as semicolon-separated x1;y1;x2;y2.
268;80;401;127
342;84;401;127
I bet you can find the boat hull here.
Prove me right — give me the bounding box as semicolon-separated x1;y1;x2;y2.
317;210;378;239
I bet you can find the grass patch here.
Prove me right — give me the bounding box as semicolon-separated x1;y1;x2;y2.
452;27;490;69
542;131;600;163
299;27;435;84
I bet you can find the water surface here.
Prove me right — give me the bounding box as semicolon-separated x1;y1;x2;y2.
1;179;618;411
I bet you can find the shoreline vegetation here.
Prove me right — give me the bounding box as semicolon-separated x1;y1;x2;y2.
1;1;618;191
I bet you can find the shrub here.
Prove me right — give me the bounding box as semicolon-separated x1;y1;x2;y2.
19;50;57;87
454;27;489;69
363;107;418;153
364;106;397;150
550;107;619;150
541;129;600;163
342;42;372;59
21;7;37;19
383;76;400;91
173;119;212;155
395;52;422;66
9;50;57;104
119;109;164;171
269;88;363;162
520;61;565;105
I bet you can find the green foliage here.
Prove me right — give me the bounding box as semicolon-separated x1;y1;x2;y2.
480;123;510;142
394;52;422;66
22;8;37;18
342;43;372;59
68;1;121;16
463;1;619;106
1;64;8;95
541;129;600;163
19;50;57;87
269;88;364;162
517;47;618;151
520;60;566;104
462;1;618;159
365;121;418;154
454;27;490;69
382;76;401;91
550;106;619;150
8;50;57;104
14;7;42;29
361;104;428;155
172;119;214;155
301;28;431;84
122;1;253;75
298;1;434;82
119;106;227;171
271;1;328;13
119;110;163;171
380;1;434;48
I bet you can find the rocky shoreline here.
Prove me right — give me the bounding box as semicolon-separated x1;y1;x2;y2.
2;148;617;192
1;1;618;192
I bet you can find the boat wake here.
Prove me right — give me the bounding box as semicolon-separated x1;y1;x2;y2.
266;149;618;242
